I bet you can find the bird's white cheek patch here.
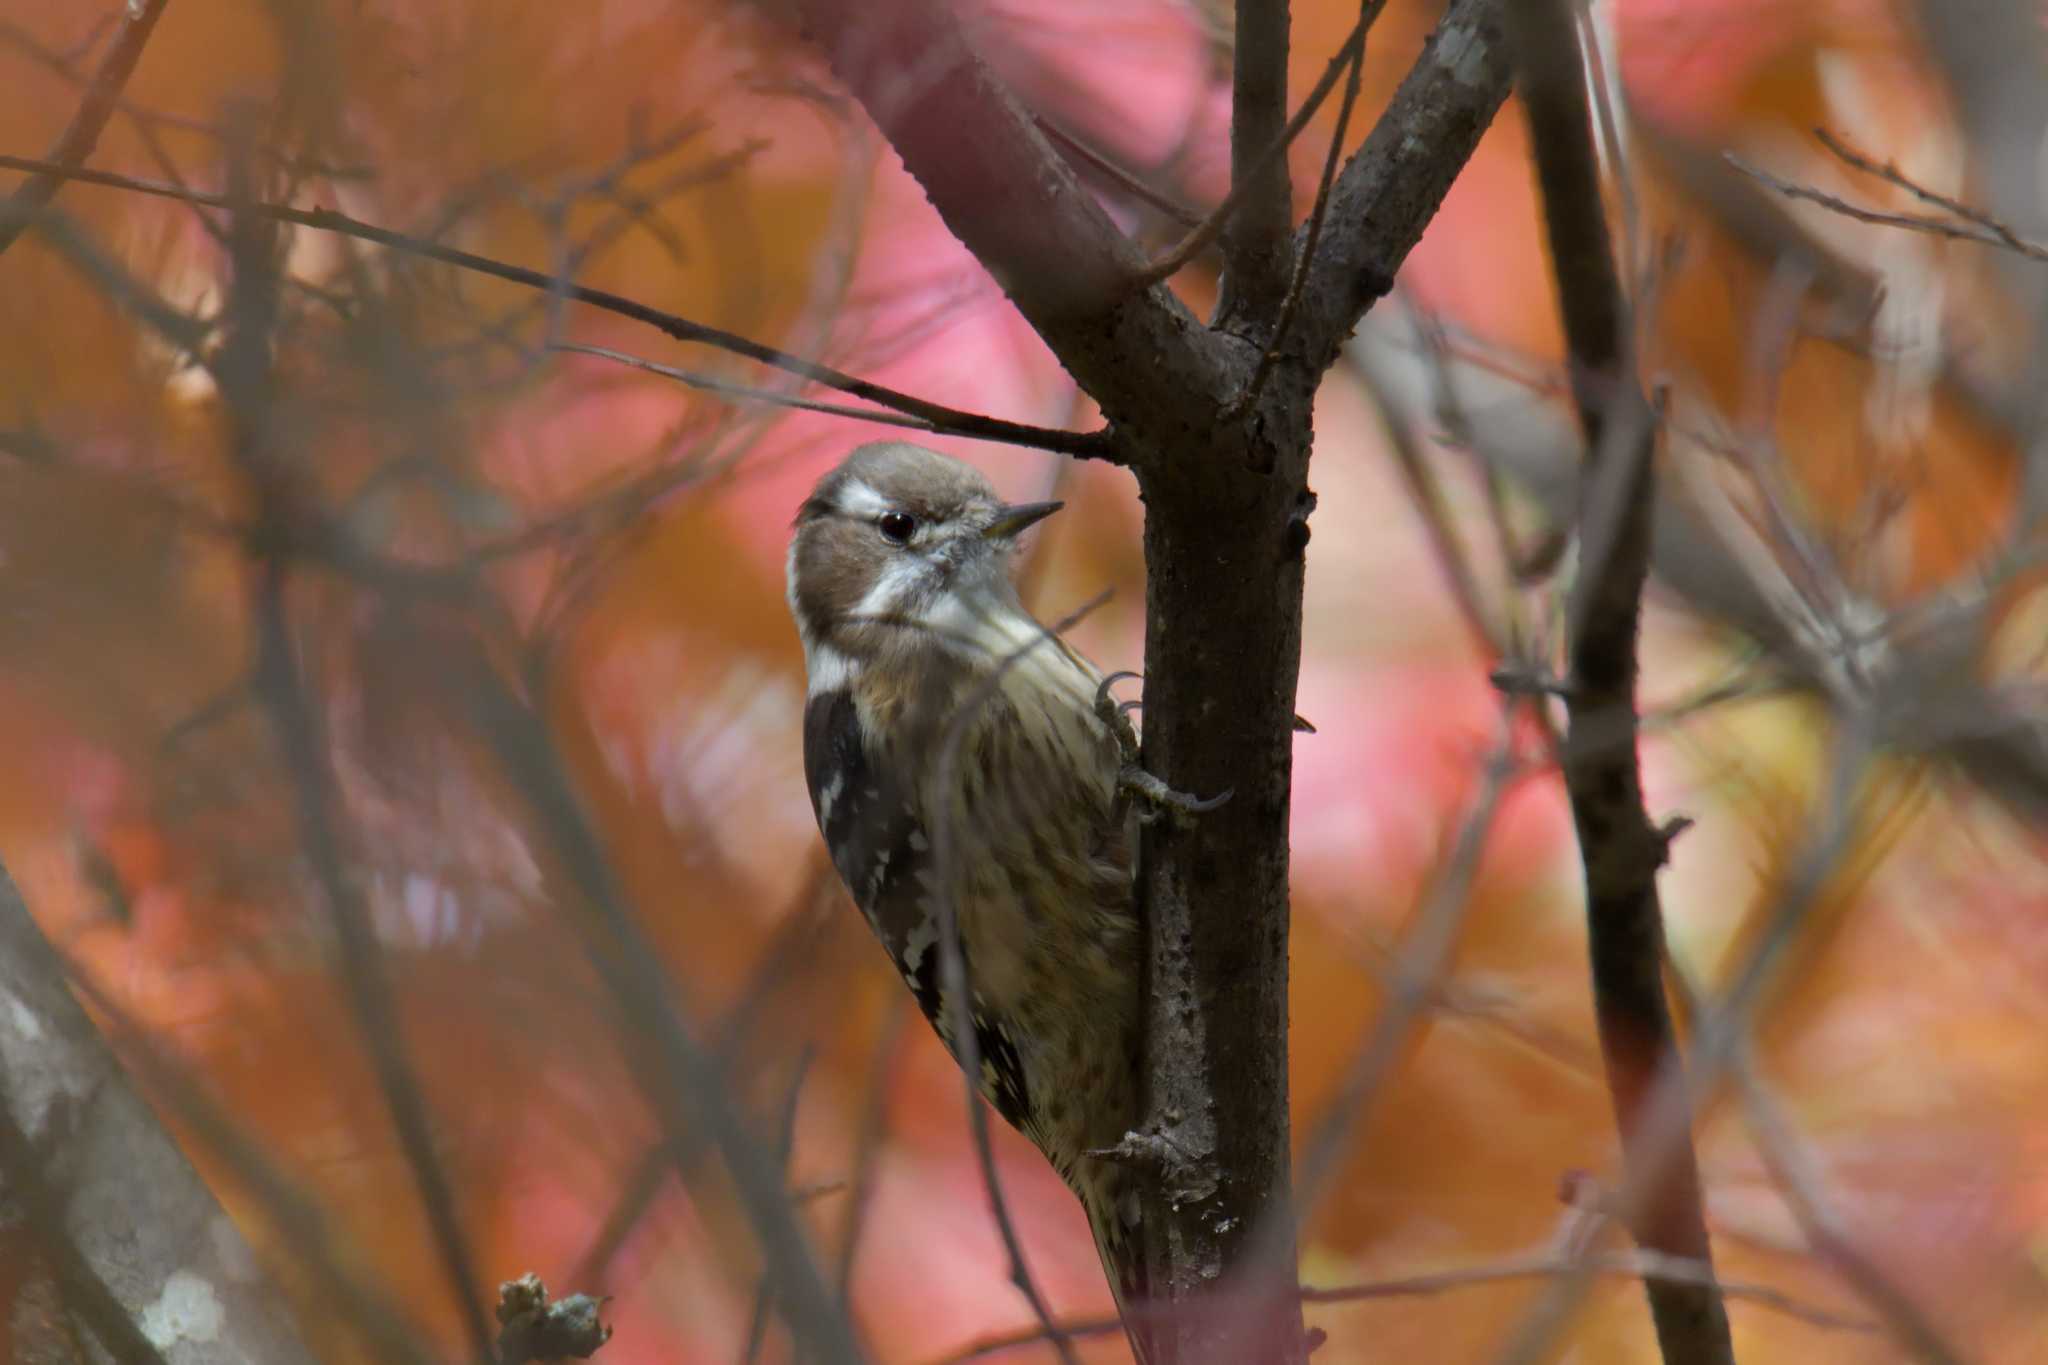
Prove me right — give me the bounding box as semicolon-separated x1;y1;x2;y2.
804;643;855;696
852;555;927;624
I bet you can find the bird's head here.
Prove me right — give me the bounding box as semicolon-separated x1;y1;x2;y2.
786;442;1062;691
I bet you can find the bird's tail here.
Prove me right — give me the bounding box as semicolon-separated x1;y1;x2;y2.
1079;1161;1157;1365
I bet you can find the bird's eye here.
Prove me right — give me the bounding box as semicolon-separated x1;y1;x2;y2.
878;511;917;545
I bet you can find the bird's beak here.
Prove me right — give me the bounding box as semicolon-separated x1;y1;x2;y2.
981;500;1064;541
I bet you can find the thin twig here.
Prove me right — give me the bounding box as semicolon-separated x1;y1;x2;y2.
742;1052;817;1365
0;0;170;257
219;163;497;1360
1033;112;1202;229
1305;1249;1872;1331
1730;1051;1970;1364
0;190;210;350
1288;724;1521;1221
1574;4;1642;295
1816;126;2046;257
1493;736;1873;1364
571;1139;687;1294
922;1249;1872;1365
252;569;498;1365
442;637;866;1364
1728;150;2048;265
555;342;950;434
1238;0;1387;410
707;856;842;1058
0;152;1116;460
1138;6;1378;284
835;999;910;1306
1363;357;1501;657
0;19;366;179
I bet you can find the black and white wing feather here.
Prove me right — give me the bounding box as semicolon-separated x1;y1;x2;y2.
802;687;1033;1131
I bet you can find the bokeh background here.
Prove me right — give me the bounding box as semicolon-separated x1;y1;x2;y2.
2;0;2045;1360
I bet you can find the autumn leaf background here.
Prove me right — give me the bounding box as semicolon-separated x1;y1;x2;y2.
1;1;2044;1361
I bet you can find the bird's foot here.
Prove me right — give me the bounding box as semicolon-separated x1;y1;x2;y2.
1096;672;1232;824
1088;1127;1216;1203
1118;763;1232;826
1093;670;1143;765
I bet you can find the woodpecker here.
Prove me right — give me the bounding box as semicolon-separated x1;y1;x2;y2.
786;440;1162;1354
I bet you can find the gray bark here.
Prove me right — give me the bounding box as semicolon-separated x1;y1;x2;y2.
0;861;318;1365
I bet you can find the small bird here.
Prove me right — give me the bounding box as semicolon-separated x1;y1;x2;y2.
786;440;1156;1353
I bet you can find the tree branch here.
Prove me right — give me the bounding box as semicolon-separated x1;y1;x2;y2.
212;161;497;1360
1219;0;1295;327
1294;0;1511;374
0;863;320;1365
925;1250;1872;1365
1731;1049;1967;1364
786;0;1235;442
1238;1;1381;412
1137;10;1377;287
1505;5;1735;1364
0;0;169;257
783;5;1515;1361
438;634;866;1365
0;153;1113;460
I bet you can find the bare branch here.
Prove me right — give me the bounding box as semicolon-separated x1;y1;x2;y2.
1506;4;1734;1362
789;0;1233;441
438;635;865;1364
1294;0;1512;373
922;1250;1873;1365
834;1000;908;1305
1238;1;1387;412
0;0;170;257
0;852;303;1365
0;1090;172;1365
1731;1052;1969;1365
1218;0;1296;323
1728;149;2048;265
1289;725;1519;1223
1495;737;1873;1365
1032;113;1202;230
0;19;366;180
216;165;496;1360
248;570;498;1363
1139;8;1378;286
0;152;1115;460
555;342;956;437
1349;345;1503;657
2;883;402;1365
741;1054;817;1365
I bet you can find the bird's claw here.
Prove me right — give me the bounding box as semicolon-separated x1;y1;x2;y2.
1093;670;1141;715
1097;672;1230;822
1119;764;1232;824
1087;1128;1197;1174
1094;671;1144;765
1087;1127;1215;1202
